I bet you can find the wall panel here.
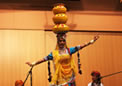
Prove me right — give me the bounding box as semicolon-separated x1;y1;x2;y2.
0;30;47;86
0;30;122;86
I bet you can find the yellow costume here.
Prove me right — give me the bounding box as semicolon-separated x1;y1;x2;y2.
51;49;77;85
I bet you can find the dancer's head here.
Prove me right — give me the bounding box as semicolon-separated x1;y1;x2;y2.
56;33;67;49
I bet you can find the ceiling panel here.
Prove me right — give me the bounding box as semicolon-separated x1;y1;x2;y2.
0;0;121;11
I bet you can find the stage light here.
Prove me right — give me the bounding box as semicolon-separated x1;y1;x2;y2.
120;0;122;3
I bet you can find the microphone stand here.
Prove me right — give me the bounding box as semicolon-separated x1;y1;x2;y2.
22;66;34;86
92;71;122;86
101;71;122;79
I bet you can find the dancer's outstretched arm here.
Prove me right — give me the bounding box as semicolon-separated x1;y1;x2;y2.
80;35;99;49
26;58;46;67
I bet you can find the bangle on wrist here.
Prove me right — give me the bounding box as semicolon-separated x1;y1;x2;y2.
90;40;95;44
32;62;36;66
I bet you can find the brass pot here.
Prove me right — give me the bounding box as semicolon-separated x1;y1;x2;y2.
52;3;67;14
53;24;69;34
53;13;68;24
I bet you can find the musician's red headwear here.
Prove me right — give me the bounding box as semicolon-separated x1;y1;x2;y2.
15;80;23;86
91;71;101;77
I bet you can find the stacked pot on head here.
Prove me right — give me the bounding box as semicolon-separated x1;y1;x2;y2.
52;3;69;34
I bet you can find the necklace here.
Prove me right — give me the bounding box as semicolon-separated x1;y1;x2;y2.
59;48;66;54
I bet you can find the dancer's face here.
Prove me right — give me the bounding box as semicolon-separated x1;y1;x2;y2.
58;38;66;49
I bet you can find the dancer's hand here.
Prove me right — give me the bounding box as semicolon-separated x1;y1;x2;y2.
26;62;33;67
94;35;99;41
90;35;99;44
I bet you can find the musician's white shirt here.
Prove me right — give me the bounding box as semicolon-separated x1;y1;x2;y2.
88;82;104;86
